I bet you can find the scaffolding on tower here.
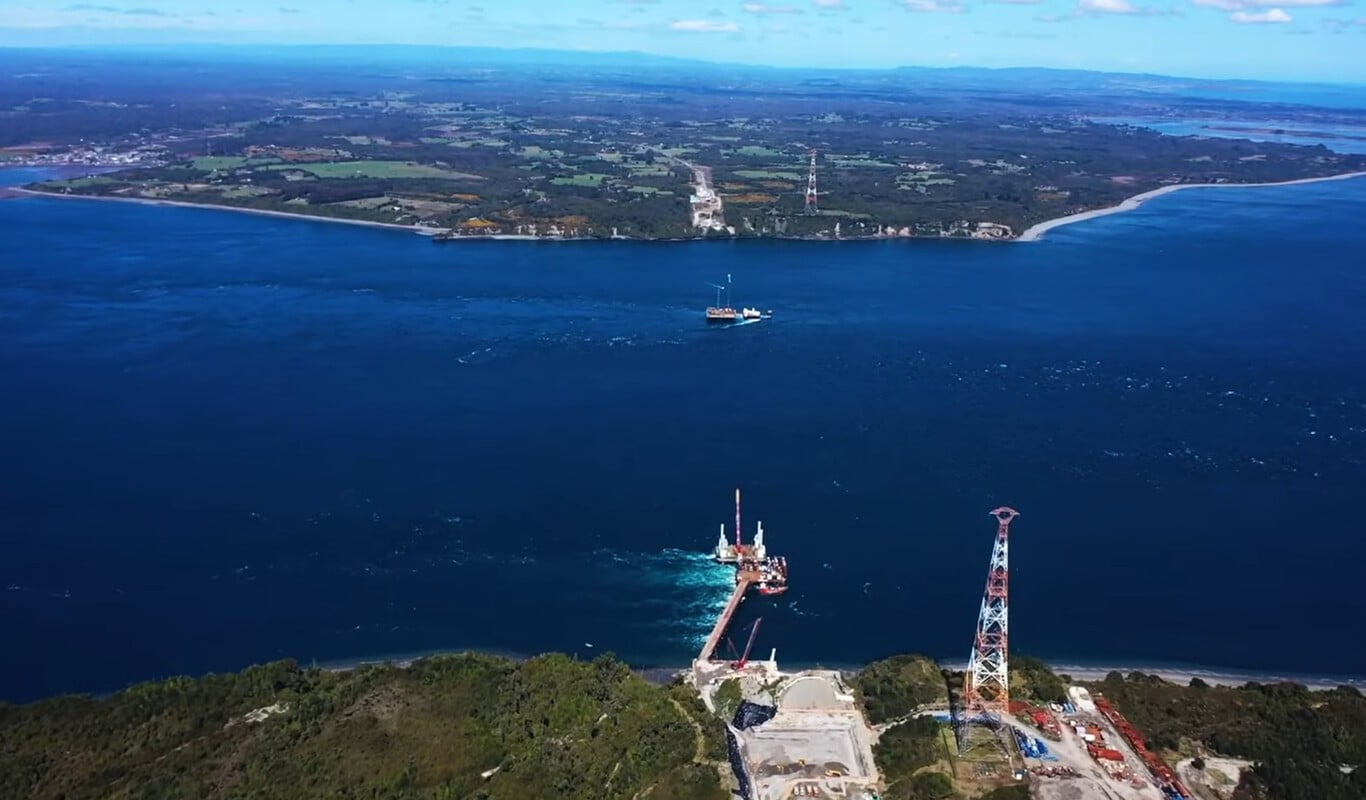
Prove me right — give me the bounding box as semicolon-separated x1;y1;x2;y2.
955;507;1019;758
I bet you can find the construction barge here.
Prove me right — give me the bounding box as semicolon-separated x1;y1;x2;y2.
697;490;790;667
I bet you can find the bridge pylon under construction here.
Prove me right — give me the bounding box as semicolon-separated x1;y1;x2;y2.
955;506;1019;757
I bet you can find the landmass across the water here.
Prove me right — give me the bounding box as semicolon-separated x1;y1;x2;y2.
5;46;1366;242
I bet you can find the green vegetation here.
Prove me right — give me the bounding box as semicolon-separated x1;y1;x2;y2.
852;655;950;724
732;170;803;180
713;678;742;722
728;146;785;157
16;55;1366;239
1011;655;1068;705
873;716;948;797
41;176;116;189
975;786;1029;800
0;653;726;800
192;155;250;170
905;771;956;799
1094;672;1366;800
263;160;482;180
550;173;613;186
190;156;281;170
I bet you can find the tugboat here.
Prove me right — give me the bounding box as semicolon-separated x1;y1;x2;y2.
705;275;772;324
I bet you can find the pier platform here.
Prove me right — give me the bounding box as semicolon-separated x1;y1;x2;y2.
699;577;752;662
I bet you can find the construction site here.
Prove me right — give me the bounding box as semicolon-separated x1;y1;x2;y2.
687;497;1195;800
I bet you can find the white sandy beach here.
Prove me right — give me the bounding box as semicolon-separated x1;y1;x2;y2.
10;187;443;235
1042;664;1365;691
10;189;592;240
1017;170;1366;242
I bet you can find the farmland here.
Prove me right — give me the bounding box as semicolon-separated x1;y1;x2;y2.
12;48;1366;239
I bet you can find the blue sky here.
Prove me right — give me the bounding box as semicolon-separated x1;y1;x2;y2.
1;0;1363;82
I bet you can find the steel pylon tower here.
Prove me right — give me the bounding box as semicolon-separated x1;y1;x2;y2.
957;506;1018;756
804;150;818;214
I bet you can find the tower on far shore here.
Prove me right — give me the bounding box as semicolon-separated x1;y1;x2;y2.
804;149;819;215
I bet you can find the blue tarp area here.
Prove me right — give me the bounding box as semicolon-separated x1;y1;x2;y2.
1012;729;1059;761
732;700;777;730
726;727;755;800
726;700;775;800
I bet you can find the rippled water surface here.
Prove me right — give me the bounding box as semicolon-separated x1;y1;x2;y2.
3;175;1365;700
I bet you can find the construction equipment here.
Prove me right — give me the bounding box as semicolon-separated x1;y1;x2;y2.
734;617;763;669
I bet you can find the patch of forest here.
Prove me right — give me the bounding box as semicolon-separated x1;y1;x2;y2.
0;652;728;800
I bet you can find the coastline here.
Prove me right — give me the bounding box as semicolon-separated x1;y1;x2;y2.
9;187;442;236
312;647;1366;692
13;171;1366;244
1036;662;1365;691
1017;170;1366;242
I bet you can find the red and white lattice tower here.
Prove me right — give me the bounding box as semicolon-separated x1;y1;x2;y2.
959;506;1018;754
804;150;819;214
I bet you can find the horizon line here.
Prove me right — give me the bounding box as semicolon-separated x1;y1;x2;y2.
2;42;1365;90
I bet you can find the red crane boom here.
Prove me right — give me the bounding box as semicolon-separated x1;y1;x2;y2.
734;617;763;669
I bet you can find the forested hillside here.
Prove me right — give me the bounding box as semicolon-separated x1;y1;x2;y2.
0;653;728;800
1095;672;1366;800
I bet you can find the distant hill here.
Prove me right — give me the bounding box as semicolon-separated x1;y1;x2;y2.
4;44;1364;110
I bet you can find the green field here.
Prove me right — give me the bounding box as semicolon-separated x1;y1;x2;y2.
831;156;899;168
191;156;280;171
450;138;509;148
263;160;481;180
729;145;786;157
551;173;613;186
219;185;276;199
734;170;803;180
40;176;116;189
519;145;561;159
192;156;249;170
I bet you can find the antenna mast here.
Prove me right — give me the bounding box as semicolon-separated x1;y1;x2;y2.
735;488;742;550
804;149;819;215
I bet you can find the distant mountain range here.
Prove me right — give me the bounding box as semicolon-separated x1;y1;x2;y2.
4;44;1364;110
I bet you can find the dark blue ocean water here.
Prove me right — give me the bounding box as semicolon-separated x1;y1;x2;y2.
3;173;1366;702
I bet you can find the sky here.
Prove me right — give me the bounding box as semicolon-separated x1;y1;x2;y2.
0;0;1363;82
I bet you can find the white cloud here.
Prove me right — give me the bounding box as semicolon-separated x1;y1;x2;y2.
669;18;741;30
742;1;801;12
813;0;847;7
899;0;966;12
1231;7;1292;20
1197;0;1338;8
0;5;276;30
1078;0;1138;13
